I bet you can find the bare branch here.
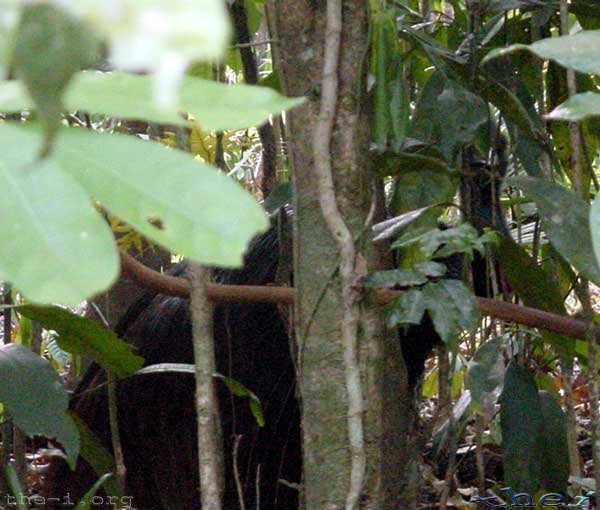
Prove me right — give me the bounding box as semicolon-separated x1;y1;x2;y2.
189;263;223;510
120;249;600;343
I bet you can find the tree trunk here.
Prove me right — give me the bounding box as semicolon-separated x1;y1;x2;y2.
268;2;414;508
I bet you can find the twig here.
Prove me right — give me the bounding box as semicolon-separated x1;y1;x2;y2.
89;301;127;491
230;39;276;49
232;435;246;510
256;464;261;510
107;374;127;491
189;263;223;510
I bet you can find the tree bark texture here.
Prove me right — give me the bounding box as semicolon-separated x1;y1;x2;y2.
268;2;413;508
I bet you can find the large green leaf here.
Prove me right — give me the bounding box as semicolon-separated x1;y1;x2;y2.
548;92;600;121
500;364;543;494
512;176;600;285
484;30;600;75
401;28;543;142
0;344;79;465
389;164;457;215
421;280;480;348
410;73;487;163
538;391;569;494
52;127;269;266
0;72;305;131
17;305;143;377
386;288;426;327
0;122;269;262
0;154;117;306
467;336;505;410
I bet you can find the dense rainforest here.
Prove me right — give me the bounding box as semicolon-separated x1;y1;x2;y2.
0;1;600;509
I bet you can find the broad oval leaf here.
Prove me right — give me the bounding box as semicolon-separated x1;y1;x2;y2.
0;72;305;132
538;391;569;494
467;336;505;408
512;176;600;285
17;305;143;377
548;92;600;121
0;123;269;268
0;151;118;306
52;127;270;266
484;30;600;75
0;343;79;465
500;364;543;494
421;280;480;348
386;288;426;327
410;74;487;164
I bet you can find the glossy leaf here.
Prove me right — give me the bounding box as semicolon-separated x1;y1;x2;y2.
0;123;269;269
393;223;492;259
414;262;448;278
371;207;435;242
548;92;600;121
263;182;292;214
371;10;407;149
0;152;117;306
214;373;264;427
421;280;480;347
0;344;79;465
485;30;600;75
372;10;394;147
386;288;426;327
375;151;452;177
53;127;270;266
388;162;457;217
512;176;600;285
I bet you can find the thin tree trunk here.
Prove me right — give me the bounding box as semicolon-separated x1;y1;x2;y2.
268;2;412;508
189;263;224;510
